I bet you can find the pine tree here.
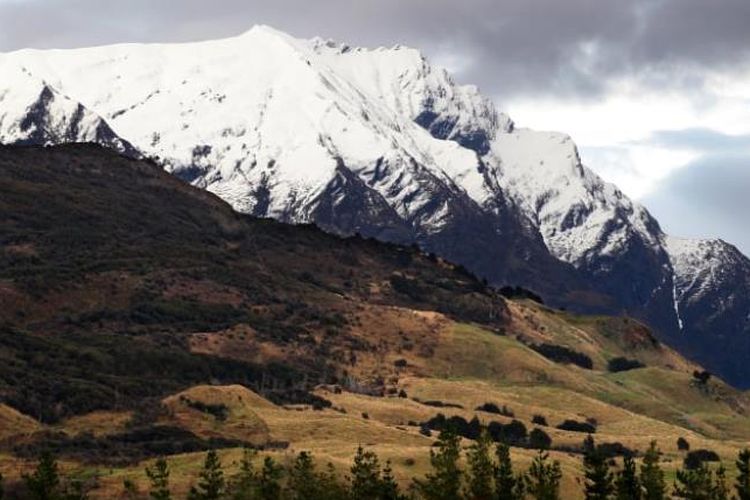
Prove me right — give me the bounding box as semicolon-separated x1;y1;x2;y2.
145;457;171;500
463;430;493;500
415;428;463;500
525;450;562;500
231;448;259;500
737;448;750;500
286;451;322;500
640;441;666;500
714;466;730;500
258;456;283;500
673;463;729;500
24;452;61;500
494;443;524;500
318;463;349;500
614;455;640;500
582;436;614;500
379;461;406;500
350;446;382;499
189;450;225;500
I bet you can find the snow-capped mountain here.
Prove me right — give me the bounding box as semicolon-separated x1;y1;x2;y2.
0;62;135;155
665;237;750;384
1;26;748;386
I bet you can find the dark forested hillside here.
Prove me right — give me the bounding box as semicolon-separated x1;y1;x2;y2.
0;143;507;423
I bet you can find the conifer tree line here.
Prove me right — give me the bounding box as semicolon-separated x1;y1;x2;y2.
5;432;750;499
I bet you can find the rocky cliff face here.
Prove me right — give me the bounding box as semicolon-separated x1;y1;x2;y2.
1;26;748;386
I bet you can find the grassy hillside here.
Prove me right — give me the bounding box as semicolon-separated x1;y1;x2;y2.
1;144;749;498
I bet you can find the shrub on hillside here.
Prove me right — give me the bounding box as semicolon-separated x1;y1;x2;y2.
692;370;712;386
499;286;544;304
684;449;720;470
677;437;690;451
596;441;635;458
529;343;593;370
528;428;552;450
420;400;464;409
607;357;645;373
532;415;548;426
475;402;514;417
556;419;597;434
488;420;528;446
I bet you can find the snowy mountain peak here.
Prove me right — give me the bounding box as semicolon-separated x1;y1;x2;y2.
1;26;749;386
667;236;750;305
0;61;135;155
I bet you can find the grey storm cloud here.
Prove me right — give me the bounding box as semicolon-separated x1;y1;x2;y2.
1;0;749;101
646;128;750;153
642;130;750;255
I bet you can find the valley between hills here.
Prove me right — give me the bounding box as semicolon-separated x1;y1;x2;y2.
1;144;749;498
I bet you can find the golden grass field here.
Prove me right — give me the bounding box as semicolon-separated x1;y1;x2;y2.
2;299;749;498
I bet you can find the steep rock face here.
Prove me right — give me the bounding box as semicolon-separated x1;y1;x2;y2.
1;26;748;385
0;63;136;155
484;129;678;334
666;237;750;386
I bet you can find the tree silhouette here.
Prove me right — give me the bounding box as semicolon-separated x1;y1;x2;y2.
286;451;321;500
416;428;463;500
145;457;171;500
673;463;729;500
465;430;493;499
640;441;666;500
188;450;225;500
349;446;382;499
231;448;259;500
525;450;561;500
258;457;283;500
614;455;640;500
737;449;750;500
494;443;525;500
582;436;614;500
379;461;406;500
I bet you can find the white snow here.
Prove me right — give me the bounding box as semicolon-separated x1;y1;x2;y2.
0;62;123;148
1;24;747;322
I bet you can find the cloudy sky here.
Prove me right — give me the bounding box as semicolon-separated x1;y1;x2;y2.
2;0;749;253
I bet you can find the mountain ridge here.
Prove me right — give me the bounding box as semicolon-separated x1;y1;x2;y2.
1;26;748;386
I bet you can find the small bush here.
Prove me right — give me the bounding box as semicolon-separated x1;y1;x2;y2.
528;428;552;450
487;420;527;446
499;286;544;304
475;403;514;417
607;357;645;373
684;449;720;469
532;415;548;426
529;343;593;370
556;419;596;434
677;437;690;451
597;442;635;458
692;370;712;385
420;400;464;409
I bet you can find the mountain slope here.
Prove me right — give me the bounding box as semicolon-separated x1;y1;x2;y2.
1;27;748;386
0;143;510;423
666;236;750;383
1;145;749;500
